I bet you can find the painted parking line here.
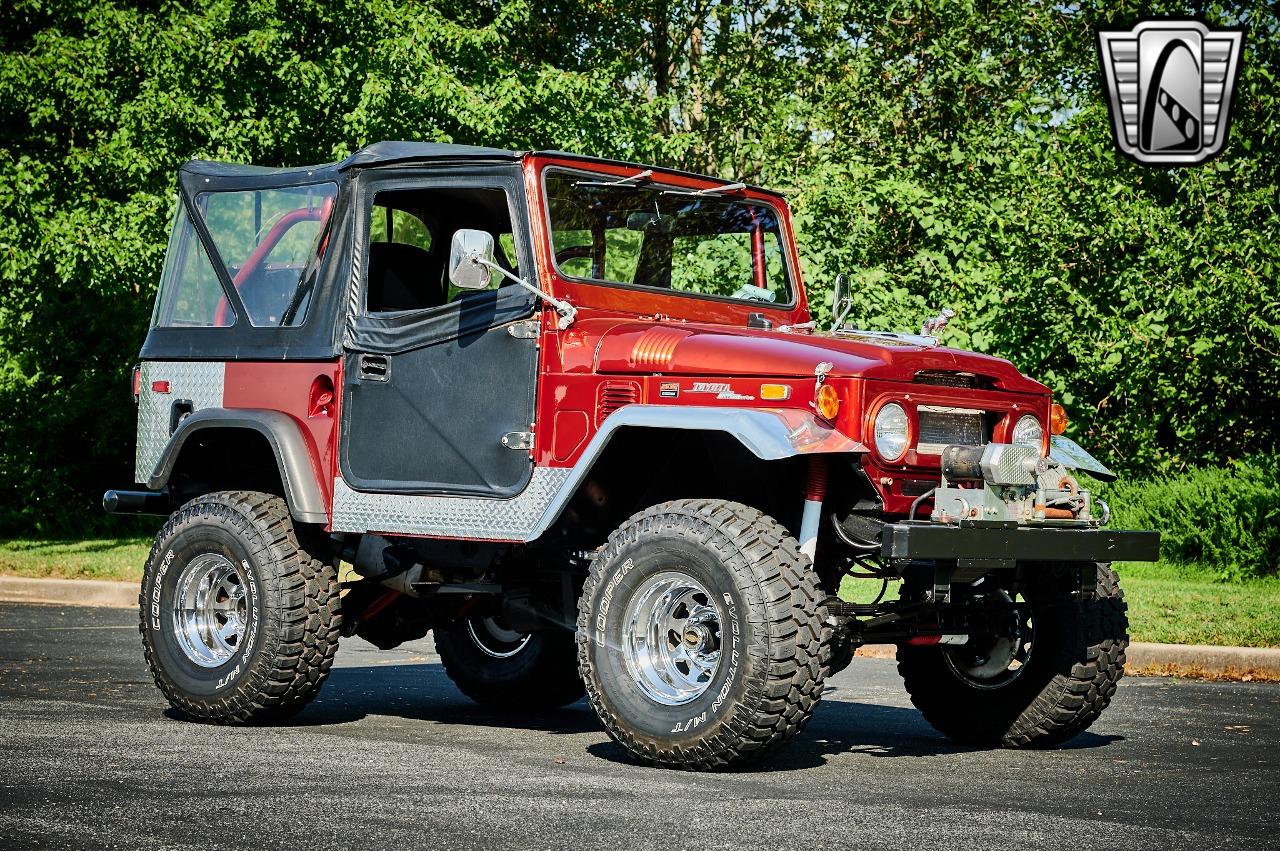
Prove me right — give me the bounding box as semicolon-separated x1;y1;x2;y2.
0;625;137;632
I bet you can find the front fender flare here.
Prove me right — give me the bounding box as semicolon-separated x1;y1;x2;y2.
147;408;328;524
530;405;865;538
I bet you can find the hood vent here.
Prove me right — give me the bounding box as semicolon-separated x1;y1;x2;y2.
914;370;993;390
629;327;688;371
597;380;640;425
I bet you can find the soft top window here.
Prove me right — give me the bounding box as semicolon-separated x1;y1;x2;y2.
151;204;235;329
544;170;794;307
364;186;520;314
198;182;337;327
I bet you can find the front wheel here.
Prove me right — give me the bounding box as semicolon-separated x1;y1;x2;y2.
897;562;1128;748
577;499;828;771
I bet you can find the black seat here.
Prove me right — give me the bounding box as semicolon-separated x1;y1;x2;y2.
367;242;445;312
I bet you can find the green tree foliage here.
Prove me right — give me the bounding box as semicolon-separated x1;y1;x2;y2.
0;0;1276;534
792;2;1279;474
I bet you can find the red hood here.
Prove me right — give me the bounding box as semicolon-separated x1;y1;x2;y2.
592;320;1048;394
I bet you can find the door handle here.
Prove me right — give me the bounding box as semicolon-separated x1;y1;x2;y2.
357;354;390;382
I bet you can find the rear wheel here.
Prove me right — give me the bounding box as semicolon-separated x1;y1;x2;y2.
139;491;342;724
897;562;1127;747
577;499;827;771
435;617;585;709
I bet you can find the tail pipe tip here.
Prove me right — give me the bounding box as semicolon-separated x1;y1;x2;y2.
102;489;171;515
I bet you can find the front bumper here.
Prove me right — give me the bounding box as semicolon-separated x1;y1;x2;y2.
881;521;1160;564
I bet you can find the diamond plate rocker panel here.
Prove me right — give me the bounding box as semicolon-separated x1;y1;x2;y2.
331;468;573;541
135;361;225;483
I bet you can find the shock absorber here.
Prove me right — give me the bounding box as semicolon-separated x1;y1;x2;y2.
798;455;828;563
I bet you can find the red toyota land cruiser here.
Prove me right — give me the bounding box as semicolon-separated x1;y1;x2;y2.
108;142;1159;770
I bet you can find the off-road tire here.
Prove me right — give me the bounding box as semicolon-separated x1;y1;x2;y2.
435;619;585;709
897;562;1127;748
139;490;342;724
577;499;828;771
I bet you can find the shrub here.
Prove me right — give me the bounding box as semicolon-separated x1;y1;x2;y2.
1097;457;1280;581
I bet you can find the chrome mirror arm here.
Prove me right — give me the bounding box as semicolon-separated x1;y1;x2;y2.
470;256;577;329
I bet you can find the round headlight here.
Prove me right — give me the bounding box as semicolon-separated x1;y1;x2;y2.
874;403;910;461
1011;414;1044;450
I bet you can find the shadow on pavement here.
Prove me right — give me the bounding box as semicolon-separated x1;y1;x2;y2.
282;661;601;734
174;660;1121;770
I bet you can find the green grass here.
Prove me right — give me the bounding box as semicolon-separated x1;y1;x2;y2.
1113;560;1280;648
840;560;1280;649
3;537;1277;647
0;537;153;582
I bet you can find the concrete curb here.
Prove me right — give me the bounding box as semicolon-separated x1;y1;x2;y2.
1125;642;1280;679
2;576;1277;679
0;576;136;609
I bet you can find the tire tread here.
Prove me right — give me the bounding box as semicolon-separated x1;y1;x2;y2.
576;498;828;771
139;490;341;724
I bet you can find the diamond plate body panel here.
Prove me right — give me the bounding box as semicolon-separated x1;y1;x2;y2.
135;361;225;483
331;467;572;541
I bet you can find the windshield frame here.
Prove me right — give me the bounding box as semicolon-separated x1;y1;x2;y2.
539;165;799;312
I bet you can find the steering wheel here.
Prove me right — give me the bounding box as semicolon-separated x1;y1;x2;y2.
555;245;593;265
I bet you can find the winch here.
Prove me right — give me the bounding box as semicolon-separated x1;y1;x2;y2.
931;443;1105;525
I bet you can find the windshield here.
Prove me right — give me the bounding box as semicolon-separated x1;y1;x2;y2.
544;170;794;306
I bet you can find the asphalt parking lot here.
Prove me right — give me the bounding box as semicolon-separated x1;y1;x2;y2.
1;602;1276;850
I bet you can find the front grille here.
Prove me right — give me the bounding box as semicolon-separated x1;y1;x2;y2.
916;406;985;454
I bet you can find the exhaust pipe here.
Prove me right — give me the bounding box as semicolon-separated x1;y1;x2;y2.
102;489;172;515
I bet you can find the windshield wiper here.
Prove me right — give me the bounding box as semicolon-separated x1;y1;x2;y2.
575;168;654;190
661;182;747;198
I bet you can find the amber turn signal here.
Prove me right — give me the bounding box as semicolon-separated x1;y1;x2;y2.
1050;403;1068;435
815;384;840;421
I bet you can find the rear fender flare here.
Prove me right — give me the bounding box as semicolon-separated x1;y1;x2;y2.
147;408;328;524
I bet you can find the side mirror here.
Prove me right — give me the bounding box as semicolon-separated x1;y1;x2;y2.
448;229;495;290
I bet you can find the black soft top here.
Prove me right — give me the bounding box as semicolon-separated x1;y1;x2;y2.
177;142;784;199
179;142;522;191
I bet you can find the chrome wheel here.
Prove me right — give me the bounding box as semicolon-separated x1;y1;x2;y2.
943;589;1033;690
172;553;250;668
465;617;532;659
623;571;723;706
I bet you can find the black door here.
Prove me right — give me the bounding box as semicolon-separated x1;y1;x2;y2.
339;171;539;498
